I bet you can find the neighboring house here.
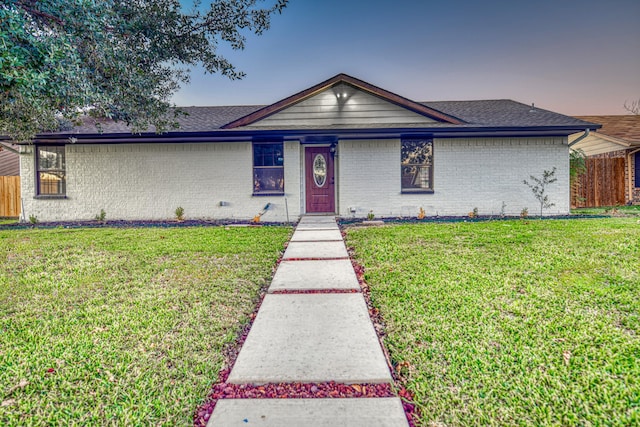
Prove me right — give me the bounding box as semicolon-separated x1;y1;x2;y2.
9;74;599;222
0;143;20;176
570;115;640;206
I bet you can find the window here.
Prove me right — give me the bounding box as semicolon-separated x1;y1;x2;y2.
253;142;284;195
36;146;66;196
401;139;433;192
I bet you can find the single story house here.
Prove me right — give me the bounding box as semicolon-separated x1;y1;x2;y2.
10;74;600;222
570;115;640;206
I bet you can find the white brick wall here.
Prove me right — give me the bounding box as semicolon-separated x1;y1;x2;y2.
21;142;301;222
20;137;569;222
337;137;569;217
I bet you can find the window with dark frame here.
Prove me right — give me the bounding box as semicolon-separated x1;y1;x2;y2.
36;146;66;196
253;142;284;195
401;139;433;192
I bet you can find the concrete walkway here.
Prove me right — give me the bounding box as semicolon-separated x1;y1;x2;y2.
208;216;409;426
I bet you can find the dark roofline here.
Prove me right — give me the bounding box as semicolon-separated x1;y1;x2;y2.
20;125;597;145
220;73;466;128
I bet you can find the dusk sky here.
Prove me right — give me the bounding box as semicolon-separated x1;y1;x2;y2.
173;0;640;116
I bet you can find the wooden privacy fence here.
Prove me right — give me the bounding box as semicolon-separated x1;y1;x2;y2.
0;176;21;217
572;157;625;208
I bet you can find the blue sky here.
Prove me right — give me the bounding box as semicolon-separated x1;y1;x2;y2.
173;0;640;115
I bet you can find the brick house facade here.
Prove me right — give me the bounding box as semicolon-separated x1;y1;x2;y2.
13;74;600;221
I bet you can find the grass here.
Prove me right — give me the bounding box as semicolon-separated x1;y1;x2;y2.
0;226;290;426
346;218;639;426
0;219;17;225
572;205;640;217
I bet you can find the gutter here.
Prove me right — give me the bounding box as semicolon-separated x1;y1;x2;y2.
0;142;19;154
18;125;602;145
568;129;590;148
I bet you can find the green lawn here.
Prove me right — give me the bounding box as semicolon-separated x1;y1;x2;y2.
346;218;639;427
573;205;640;217
0;226;290;426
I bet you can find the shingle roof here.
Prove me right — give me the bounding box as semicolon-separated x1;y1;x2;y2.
423;100;596;128
574;115;640;143
46;100;597;136
0;144;20;176
57;105;264;134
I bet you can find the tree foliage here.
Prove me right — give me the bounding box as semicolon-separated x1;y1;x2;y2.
523;167;558;217
569;148;586;184
569;148;586;206
0;0;288;142
624;98;640;115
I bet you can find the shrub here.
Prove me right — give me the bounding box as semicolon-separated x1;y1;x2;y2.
95;209;106;222
175;206;185;221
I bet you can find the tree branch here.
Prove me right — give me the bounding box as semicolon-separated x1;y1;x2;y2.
15;0;65;26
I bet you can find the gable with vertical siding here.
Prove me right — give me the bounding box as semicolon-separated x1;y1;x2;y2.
245;83;437;128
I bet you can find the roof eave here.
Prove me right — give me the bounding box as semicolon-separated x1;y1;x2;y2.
20;125;596;144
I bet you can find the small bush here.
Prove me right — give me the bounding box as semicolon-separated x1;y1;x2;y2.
367;210;375;221
29;215;38;224
417;207;426;220
95;209;106;222
175;206;185;221
520;207;529;218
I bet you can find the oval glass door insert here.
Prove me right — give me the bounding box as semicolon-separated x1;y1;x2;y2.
313;154;327;187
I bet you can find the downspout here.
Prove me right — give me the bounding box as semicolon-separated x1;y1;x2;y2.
627;147;640;204
568;129;590;148
0;142;20;154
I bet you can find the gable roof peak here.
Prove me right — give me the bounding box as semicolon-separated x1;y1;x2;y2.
221;73;465;129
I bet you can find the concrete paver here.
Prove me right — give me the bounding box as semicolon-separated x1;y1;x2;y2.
298;216;337;224
290;229;343;242
282;241;348;259
227;293;392;384
207;398;409;427
295;222;339;230
269;259;359;292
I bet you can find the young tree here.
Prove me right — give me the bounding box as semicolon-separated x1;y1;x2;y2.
523;167;558;217
0;0;288;142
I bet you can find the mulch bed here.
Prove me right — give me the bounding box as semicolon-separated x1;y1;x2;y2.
0;219;288;230
194;382;397;426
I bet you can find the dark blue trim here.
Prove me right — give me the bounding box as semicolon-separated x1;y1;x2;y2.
34;195;67;200
24;124;601;145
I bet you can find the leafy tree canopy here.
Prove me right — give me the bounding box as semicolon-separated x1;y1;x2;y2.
0;0;288;142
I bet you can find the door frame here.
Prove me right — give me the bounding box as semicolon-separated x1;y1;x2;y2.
303;145;336;214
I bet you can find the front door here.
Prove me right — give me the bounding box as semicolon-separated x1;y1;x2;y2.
305;146;335;213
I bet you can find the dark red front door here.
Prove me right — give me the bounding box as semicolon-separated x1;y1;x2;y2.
305;146;335;213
